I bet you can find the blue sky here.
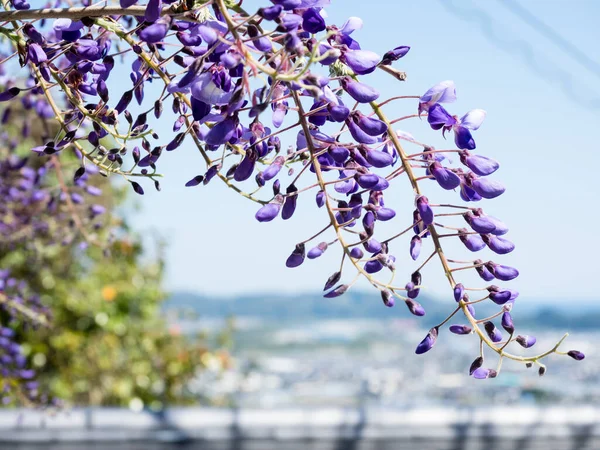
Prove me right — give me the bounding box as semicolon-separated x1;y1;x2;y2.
130;0;600;301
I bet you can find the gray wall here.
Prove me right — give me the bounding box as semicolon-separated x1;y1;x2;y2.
1;407;600;450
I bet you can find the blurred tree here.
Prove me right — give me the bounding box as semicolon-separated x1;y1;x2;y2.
0;100;232;408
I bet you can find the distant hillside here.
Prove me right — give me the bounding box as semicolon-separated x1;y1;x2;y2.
165;291;600;330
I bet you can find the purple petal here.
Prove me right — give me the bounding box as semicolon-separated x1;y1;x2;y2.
460;109;486;130
471;178;505;199
286;244;305;268
145;0;162;23
343;50;380;75
449;325;472;335
342;78;379;103
415;328;438;355
430;163;461;190
454;125;476;150
516;335;536;348
419;80;456;110
483;235;515;255
462;153;499;176
427;103;456;130
302;8;326;33
365;150;393;168
410;235;421;261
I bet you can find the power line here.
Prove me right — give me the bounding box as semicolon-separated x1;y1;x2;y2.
437;0;600;111
498;0;600;80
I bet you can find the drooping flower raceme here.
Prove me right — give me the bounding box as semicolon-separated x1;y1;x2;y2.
0;0;583;402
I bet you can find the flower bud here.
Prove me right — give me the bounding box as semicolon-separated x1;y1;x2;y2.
449;325;472;335
501;312;514;334
405;281;420;299
453;283;465;302
315;190;325;208
472;368;497;379
349;247;363;259
463;211;496;234
416;195;434;226
307;242;328;259
430;161;461;190
255;202;282;222
470;177;505;199
482;234;515;255
475;259;496;281
484;321;502;343
405;298;425;316
460;151;499;176
285;243;305;268
380;46;410;65
486;262;519;281
415;327;438;355
282;184;298;220
459;229;486;252
469;356;484;375
409;235;422;261
516;335;536;348
324;284;348;298
323;271;342;291
567;350;585;361
381;290;394;307
341;77;379;103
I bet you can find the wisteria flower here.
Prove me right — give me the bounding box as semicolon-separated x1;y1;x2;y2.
427;104;486;150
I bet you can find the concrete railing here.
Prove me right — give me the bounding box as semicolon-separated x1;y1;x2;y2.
1;406;600;443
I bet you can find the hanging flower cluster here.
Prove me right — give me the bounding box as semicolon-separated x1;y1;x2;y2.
0;0;584;401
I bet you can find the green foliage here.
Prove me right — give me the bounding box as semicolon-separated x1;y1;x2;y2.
0;152;231;407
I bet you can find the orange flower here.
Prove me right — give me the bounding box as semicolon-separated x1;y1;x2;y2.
101;286;117;302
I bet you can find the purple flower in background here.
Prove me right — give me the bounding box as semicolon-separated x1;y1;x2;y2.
13;0;30;9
